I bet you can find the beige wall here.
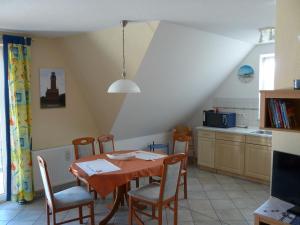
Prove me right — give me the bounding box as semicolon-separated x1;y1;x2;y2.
275;0;300;88
59;22;158;135
30;22;158;149
31;38;99;150
273;0;300;155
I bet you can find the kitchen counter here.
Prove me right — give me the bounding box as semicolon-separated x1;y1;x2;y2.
195;126;272;138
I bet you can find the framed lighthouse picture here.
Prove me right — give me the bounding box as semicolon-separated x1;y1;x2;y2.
40;68;66;108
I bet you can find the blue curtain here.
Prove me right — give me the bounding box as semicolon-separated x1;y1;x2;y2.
3;35;32;202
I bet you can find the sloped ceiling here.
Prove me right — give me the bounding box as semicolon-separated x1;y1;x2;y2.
112;22;253;140
59;22;159;135
58;21;253;140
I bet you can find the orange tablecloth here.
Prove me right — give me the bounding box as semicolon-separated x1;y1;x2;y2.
69;150;164;197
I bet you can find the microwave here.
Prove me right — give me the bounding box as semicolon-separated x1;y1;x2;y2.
203;111;236;128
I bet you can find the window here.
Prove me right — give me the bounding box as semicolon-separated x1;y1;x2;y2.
258;53;275;119
259;54;275;91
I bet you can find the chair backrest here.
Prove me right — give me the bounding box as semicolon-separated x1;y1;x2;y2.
172;134;190;155
159;154;185;202
98;134;115;154
172;125;192;137
149;142;169;154
37;156;54;208
72;137;96;160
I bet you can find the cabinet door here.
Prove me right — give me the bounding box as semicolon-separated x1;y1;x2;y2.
197;138;215;168
245;144;271;181
215;140;245;175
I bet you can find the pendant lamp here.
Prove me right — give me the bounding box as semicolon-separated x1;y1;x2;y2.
107;20;141;93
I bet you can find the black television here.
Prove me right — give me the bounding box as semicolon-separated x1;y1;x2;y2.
272;150;300;215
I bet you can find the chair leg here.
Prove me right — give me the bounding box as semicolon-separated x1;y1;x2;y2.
183;173;188;199
46;203;50;225
158;205;163;225
79;206;83;224
152;204;156;218
52;212;56;225
89;202;95;225
76;178;81;186
93;190;97;200
128;196;133;225
174;197;178;225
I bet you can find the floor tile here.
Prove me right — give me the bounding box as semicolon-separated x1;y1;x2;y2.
210;200;236;210
215;209;244;221
0;209;20;221
188;191;208;200
202;184;223;191
206;191;229;200
222;183;243;191
188;199;214;212
232;198;260;209
0;166;269;225
221;220;248;225
226;190;252;199
194;221;221;225
191;209;219;221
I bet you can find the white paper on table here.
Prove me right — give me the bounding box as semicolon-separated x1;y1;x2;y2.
76;159;121;176
135;151;166;160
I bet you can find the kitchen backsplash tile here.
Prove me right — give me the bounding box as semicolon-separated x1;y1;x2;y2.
212;98;259;127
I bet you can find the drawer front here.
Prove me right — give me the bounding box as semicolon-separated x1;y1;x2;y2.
216;132;245;142
246;135;272;146
198;130;215;139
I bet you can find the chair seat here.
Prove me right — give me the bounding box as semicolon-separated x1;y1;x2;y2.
54;186;93;209
128;182;160;203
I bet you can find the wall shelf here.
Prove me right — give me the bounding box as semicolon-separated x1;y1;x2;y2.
260;89;300;132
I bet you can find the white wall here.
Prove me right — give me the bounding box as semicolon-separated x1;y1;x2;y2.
32;132;170;190
214;43;274;99
189;43;275;127
112;22;253;140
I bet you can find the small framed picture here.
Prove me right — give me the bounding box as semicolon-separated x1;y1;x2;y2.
40;68;66;108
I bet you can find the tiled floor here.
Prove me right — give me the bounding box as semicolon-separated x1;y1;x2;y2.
0;167;270;225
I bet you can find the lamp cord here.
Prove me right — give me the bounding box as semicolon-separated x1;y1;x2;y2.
122;21;126;78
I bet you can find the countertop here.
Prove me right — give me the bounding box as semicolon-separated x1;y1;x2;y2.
195;126;272;138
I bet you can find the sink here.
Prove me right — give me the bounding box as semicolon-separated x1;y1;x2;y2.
250;130;272;135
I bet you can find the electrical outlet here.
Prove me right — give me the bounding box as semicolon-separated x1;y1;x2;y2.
65;150;71;161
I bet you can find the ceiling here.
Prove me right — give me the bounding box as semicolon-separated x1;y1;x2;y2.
0;0;276;43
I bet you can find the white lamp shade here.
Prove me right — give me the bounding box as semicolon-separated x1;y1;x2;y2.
107;79;141;93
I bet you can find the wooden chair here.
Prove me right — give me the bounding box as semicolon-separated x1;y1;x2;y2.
72;137;97;199
172;134;190;199
128;154;185;225
98;134;140;188
37;156;95;225
173;125;194;159
97;134;115;154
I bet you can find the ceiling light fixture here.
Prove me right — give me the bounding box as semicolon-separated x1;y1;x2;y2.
107;20;141;93
258;27;275;44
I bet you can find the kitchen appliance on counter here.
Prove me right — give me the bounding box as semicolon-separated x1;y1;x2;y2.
203;110;236;128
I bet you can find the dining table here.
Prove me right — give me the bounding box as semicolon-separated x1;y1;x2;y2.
69;150;165;225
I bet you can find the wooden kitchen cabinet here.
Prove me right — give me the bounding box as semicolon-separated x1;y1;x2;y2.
197;130;215;168
197;137;215;168
245;144;271;181
215;140;245;175
197;128;272;183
